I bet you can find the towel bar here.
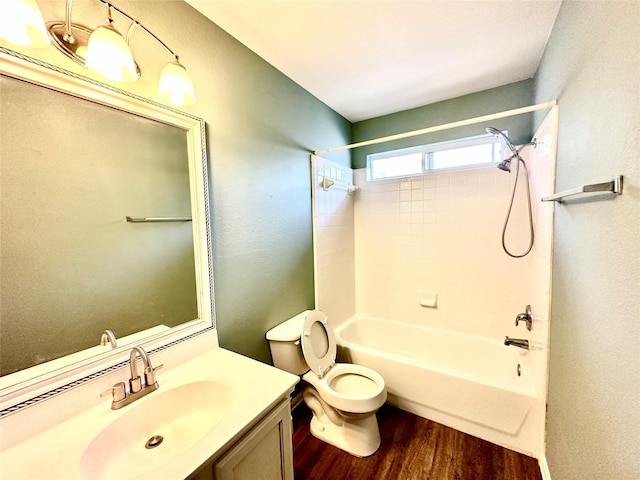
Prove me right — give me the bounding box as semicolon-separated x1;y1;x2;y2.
541;176;623;202
126;216;192;222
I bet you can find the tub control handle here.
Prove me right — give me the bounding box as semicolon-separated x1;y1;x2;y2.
515;305;533;331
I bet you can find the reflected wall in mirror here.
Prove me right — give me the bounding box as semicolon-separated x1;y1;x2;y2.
0;48;213;393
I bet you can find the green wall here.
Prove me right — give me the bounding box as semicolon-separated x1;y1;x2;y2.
533;1;640;478
167;2;351;363
351;79;534;169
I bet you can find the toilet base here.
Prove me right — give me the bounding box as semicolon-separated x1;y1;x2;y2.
303;387;381;457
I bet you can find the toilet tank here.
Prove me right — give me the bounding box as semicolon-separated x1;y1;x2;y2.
266;311;311;375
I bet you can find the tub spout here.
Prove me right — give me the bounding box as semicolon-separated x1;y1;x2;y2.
504;336;529;350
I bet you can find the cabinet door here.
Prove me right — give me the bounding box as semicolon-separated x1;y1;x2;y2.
214;399;293;480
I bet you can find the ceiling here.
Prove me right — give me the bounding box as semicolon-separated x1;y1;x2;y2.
184;0;561;123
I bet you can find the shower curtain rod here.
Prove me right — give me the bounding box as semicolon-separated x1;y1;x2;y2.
313;100;557;155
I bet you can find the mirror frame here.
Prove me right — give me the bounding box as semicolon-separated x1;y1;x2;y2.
0;46;215;405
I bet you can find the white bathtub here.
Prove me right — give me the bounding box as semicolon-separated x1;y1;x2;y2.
335;316;539;453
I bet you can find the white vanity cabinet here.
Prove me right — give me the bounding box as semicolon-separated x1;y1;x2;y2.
190;398;294;480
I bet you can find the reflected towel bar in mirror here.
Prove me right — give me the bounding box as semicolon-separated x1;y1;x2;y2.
126;216;192;222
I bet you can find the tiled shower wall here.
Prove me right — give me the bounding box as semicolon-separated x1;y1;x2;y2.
312;156;356;325
314;110;555;346
354;165;533;338
517;108;557;456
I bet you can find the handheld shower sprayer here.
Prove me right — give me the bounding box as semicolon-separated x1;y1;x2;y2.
486;127;536;173
486;127;519;157
486;127;536;258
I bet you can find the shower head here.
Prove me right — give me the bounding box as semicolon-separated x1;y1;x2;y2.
497;157;513;172
486;127;519;157
487;127;525;173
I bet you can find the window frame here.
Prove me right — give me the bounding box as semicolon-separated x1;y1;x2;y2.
366;132;505;181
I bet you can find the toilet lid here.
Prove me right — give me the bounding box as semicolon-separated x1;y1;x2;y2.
300;310;336;378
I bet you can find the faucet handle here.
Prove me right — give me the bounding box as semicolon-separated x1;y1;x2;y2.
144;364;164;386
129;376;143;393
515;305;533;331
101;382;126;402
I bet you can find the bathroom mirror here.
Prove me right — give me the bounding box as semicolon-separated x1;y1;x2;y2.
0;47;214;397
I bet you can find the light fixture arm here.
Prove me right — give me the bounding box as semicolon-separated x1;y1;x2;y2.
103;3;115;26
124;22;136;45
64;0;75;43
125;21;178;61
94;0;178;60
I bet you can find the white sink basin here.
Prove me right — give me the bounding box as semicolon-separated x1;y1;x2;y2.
80;381;232;480
0;347;299;480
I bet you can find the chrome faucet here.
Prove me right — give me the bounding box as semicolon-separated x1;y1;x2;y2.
129;345;152;393
504;336;529;350
101;345;163;410
100;329;118;349
515;305;533;331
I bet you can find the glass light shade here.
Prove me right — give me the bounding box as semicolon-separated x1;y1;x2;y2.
84;24;137;82
0;0;50;48
158;61;196;107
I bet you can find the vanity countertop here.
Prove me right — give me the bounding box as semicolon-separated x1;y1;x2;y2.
0;347;299;479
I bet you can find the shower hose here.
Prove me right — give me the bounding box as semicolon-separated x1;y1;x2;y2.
502;154;534;258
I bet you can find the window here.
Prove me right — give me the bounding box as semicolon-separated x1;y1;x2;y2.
369;152;423;179
367;133;505;181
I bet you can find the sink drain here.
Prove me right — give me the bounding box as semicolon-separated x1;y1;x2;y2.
145;435;164;449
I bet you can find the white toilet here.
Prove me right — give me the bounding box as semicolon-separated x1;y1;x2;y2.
266;310;386;457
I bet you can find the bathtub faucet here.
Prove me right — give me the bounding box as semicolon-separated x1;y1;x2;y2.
515;305;533;331
504;336;529;350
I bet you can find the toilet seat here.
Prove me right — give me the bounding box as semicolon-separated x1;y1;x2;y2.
301;310;386;414
300;310;336;378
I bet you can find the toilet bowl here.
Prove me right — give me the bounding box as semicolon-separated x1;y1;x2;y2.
303;363;386;414
266;310;386;457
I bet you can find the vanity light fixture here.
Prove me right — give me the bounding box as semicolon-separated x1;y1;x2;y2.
158;59;196;107
83;2;137;83
0;0;50;48
0;0;196;106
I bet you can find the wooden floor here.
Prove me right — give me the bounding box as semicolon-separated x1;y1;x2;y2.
292;403;542;480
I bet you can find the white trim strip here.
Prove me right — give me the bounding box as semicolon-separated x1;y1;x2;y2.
313;100;557;155
539;455;552;480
